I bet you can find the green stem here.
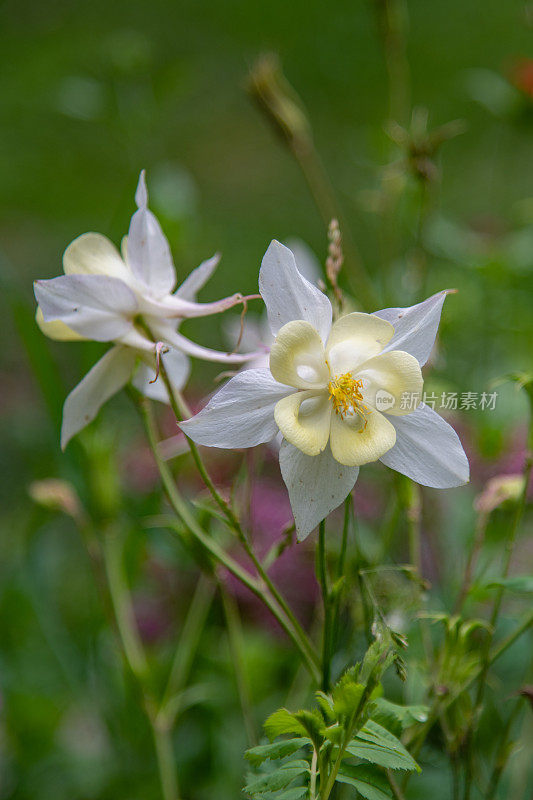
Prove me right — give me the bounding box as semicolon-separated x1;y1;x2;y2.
220;582;257;746
375;0;410;125
101;526;179;800
403;478;434;671
404;609;533;776
157;368;319;676
331;497;351;648
317;520;332;691
463;441;532;800
386;770;406;800
320;675;378;799
159;574;215;726
151;719;180;800
454;510;489;615
485;698;523;800
310;748;318;800
138;395;321;683
102;526;149;683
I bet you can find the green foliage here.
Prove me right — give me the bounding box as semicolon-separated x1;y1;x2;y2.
245;643;422;799
371;698;429;738
246;739;310;767
484;576;533;594
336;765;392;800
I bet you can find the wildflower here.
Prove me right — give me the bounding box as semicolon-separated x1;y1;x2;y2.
34;171;258;449
180;241;469;540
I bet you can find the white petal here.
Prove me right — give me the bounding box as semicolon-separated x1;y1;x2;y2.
259;240;332;342
150;323;263;365
274;390;332;456
356;350;423;416
63;233;132;283
279;440;359;541
127;171;177;296
175;254;220;300
329;406;396;466
285;238;322;285
373;290;451;367
35;306;86;341
326;312;394;375
138;290;247;320
61;346;137;449
179;369;292;448
132;349;190;403
379;403;470;487
269;320;329;390
35;274;138;341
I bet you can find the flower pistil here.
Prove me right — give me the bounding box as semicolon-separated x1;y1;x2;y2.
327;373;371;430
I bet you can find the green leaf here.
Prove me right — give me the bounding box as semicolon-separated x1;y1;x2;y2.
332;670;365;718
336;764;392;800
346;739;418;772
244;761;309;795
315;690;335;721
354;721;420;773
268;788;308;800
324;723;343;744
372;698;429;736
485;576;533;593
264;709;309;741
294;709;325;750
245;738;309;766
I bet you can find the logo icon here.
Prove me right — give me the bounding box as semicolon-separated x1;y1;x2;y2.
375;389;395;411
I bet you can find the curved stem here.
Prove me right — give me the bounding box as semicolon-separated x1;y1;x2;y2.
159;574;215;726
156;367;319;674
137;394;321;683
220;581;257;746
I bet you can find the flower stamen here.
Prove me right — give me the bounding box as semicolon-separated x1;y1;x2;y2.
328;373;371;432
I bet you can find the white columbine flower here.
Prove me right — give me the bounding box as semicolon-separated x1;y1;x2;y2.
180;240;470;541
34;171;258;450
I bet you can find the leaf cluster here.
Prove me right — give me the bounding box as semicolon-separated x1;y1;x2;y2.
244;641;426;799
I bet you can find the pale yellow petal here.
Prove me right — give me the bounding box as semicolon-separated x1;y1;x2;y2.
269;320;329;390
357;350;423;416
35;306;86;341
329;406;396;466
326;312;394;375
63;232;131;281
274;390;332;456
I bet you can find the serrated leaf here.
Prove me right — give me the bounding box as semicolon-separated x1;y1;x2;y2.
355;721;420;772
336;764;392;799
244;761;309;795
324;723;343;744
264;709;309;741
268;788;308;800
245;738;309;766
372;698;428;736
332;679;365;718
294;709;325;749
315;690;335;720
345;740;418;771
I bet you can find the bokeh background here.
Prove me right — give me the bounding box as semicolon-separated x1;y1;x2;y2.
1;1;532;798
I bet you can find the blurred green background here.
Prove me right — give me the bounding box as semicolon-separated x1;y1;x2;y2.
1;0;532;798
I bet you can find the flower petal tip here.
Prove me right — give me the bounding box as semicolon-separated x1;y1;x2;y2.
135;169;148;209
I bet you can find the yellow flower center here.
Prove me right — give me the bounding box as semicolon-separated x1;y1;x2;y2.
328;373;371;431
